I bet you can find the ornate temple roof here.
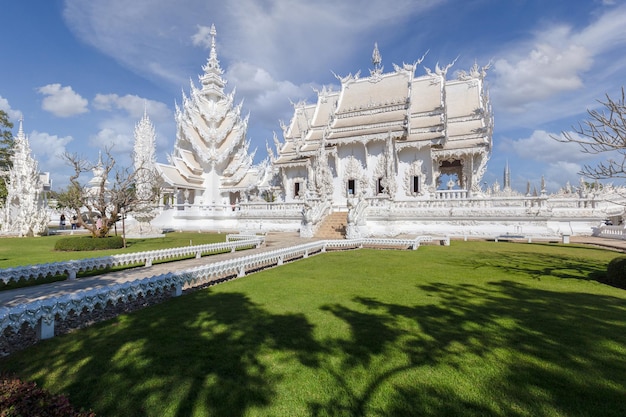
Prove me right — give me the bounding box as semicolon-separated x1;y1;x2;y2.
156;25;260;194
275;46;493;165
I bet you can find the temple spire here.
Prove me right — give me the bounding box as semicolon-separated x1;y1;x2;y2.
199;23;226;98
503;160;511;191
17;116;24;138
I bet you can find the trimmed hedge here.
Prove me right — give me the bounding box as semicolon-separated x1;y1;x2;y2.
54;236;125;252
606;256;626;289
0;374;96;416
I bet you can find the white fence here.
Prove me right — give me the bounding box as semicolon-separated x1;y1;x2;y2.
0;238;264;284
0;236;444;341
593;225;626;240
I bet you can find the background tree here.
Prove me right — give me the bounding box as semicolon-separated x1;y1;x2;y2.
555;87;626;180
0;110;15;203
56;148;160;239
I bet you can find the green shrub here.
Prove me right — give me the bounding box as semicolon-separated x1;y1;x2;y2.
54;236;124;251
606;256;626;288
0;374;95;416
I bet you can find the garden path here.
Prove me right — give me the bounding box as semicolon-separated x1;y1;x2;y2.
0;234;623;309
0;232;311;308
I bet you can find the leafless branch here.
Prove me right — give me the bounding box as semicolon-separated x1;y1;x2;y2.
553;87;626;180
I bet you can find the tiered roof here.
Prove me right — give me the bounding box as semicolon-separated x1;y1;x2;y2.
274;49;492;166
156;25;258;191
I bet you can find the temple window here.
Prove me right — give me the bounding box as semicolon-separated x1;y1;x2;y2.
412;176;420;195
377;178;385;194
294;182;301;198
347;179;356;196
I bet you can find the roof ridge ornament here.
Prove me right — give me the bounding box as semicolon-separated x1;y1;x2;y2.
370;42;383;82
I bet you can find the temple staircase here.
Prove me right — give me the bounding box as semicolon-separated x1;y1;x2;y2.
314;211;347;239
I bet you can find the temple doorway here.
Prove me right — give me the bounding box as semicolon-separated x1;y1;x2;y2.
437;160;464;189
437;173;461;190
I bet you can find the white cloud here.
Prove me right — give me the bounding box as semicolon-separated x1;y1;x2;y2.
90;125;134;165
92;94;171;121
507;130;595;163
494;31;592;111
28;130;74;171
545;160;583;185
62;0;444;84
37;84;88;117
0;96;23;122
492;4;626;117
225;62;318;143
191;25;213;49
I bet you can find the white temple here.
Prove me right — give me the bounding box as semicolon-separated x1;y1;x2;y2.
151;26;625;238
0;119;50;237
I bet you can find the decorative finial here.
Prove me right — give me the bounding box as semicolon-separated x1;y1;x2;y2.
18;116;24;137
503;160;511;190
372;42;383;71
210;24;216;46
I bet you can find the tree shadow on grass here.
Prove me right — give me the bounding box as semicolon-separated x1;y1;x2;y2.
310;281;626;416
458;246;611;282
2;290;323;417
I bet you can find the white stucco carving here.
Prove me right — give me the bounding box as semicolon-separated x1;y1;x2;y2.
0;119;49;237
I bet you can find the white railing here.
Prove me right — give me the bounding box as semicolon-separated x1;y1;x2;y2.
225;233;267;243
435;189;468;199
593;225;626;240
0;236;445;341
0;238;264;284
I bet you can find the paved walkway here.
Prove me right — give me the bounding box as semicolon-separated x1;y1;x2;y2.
0;232;312;308
1;233;624;309
569;235;626;252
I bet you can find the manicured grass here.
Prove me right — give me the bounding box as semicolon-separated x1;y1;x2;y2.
0;232;228;291
1;241;625;416
0;232;226;268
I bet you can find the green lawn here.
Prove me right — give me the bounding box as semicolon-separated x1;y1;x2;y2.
1;241;625;416
0;232;226;268
0;232;229;291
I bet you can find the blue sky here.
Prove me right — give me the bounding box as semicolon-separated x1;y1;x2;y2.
1;0;625;192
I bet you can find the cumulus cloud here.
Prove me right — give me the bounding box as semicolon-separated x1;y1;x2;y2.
545;160;583;184
92;94;171;121
62;0;444;84
492;4;626;116
191;25;213;49
225;62;318;143
37;84;89;117
494;31;592;110
28;130;74;171
507;130;593;163
0;96;23;122
90;124;135;164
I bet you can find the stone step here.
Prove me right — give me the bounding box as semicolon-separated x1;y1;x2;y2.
315;212;347;239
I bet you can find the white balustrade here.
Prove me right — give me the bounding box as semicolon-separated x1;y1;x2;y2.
0;236;446;341
595;225;626;240
226;233;266;243
0;238;264;285
436;189;468;200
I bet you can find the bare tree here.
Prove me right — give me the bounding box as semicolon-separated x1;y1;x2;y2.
56;148;160;239
555;87;626;179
